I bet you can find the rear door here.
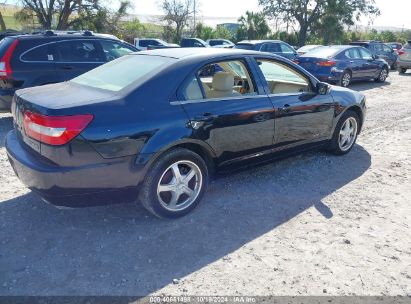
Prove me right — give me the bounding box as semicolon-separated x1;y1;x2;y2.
54;39;105;82
253;57;334;147
343;48;364;79
16;40;58;87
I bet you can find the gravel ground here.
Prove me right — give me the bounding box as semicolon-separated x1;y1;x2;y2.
0;72;410;296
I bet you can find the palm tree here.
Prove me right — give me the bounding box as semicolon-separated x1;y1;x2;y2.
237;11;270;40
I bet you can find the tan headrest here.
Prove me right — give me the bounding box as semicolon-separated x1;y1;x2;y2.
212;72;234;91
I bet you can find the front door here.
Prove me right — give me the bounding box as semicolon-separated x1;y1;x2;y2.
54;39;105;82
178;58;275;163
253;58;335;148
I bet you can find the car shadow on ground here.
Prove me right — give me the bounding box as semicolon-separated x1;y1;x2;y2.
350;80;391;92
0;144;371;296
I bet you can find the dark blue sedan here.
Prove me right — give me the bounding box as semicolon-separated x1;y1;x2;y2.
296;45;389;87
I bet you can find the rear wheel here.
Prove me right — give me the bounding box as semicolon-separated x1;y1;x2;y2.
339;71;351;87
398;67;407;74
375;66;388;82
139;148;208;218
326;111;359;155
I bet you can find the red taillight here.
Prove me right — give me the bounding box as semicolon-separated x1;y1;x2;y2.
397;49;405;56
317;60;336;67
23;111;93;146
0;39;19;79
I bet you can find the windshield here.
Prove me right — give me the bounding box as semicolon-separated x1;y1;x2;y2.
235;44;255;50
71;55;175;92
301;46;341;58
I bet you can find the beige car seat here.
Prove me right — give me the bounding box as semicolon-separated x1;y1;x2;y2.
207;72;241;99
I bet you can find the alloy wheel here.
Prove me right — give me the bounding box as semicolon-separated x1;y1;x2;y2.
341;73;351;87
157;160;203;212
338;117;358;151
379;68;388;81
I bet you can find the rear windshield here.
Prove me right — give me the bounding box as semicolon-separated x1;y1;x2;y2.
71;54;175;92
235;44;255;50
301;46;341;58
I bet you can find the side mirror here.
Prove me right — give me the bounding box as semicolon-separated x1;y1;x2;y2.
317;82;330;95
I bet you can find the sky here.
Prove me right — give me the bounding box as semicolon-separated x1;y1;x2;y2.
133;0;411;30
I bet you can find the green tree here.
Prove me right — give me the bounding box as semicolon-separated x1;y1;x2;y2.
259;0;380;46
237;11;270;41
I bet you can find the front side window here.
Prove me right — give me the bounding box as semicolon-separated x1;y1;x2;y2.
183;59;257;101
71;54;175;92
345;48;361;59
21;43;55;61
261;43;281;53
280;43;295;54
100;40;135;61
256;59;310;94
359;48;373;60
57;40;103;62
383;44;392;53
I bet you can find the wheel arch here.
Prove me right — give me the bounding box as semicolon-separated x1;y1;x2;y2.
344;105;364;134
137;139;217;186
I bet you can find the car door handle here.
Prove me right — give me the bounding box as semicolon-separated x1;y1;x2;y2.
279;104;291;113
60;65;74;70
194;112;217;122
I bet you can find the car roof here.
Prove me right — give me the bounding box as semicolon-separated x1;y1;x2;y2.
136;47;271;60
237;40;283;45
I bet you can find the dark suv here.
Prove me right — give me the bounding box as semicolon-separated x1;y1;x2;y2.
235;40;298;61
0;30;137;111
350;40;398;70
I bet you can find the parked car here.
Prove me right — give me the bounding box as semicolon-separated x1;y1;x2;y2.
397;41;411;74
296;44;322;55
6;48;366;218
206;39;235;48
349;40;398;70
134;38;179;51
180;38;208;48
387;42;403;53
0;30;137;112
296;45;389;87
235;40;298;60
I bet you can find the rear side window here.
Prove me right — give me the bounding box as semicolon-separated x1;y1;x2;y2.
21;43;55;61
359;48;373;60
71;54;175;92
56;40;103;62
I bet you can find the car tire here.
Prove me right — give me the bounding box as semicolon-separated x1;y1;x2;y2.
375;66;388;82
398;68;407;74
138;148;209;218
338;71;351;87
326;110;360;156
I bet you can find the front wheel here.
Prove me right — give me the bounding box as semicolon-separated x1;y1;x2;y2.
339;71;351;87
139;148;209;218
326;111;360;155
375;67;388;82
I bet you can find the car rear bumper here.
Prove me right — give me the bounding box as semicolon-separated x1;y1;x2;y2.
5;130;150;207
397;60;411;68
0;89;15;112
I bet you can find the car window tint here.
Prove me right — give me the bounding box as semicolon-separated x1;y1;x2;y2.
261;43;281;53
374;44;383;54
71;55;175;92
194;60;257;100
280;43;295;54
57;40;103;62
100;40;135;61
359;48;373;60
345;48;361;59
21;44;54;61
383;45;392;53
235;44;255;50
256;59;309;94
139;40;150;47
184;77;204;100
